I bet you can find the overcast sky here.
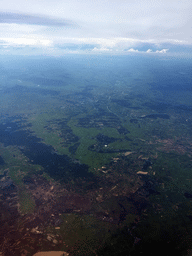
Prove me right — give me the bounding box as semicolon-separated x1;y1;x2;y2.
0;0;192;55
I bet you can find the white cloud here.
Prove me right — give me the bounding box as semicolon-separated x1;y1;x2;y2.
54;37;189;52
163;39;189;45
125;48;169;54
59;37;139;47
127;48;139;52
0;0;191;57
92;47;112;52
156;49;169;53
0;35;188;51
0;37;53;47
0;34;173;55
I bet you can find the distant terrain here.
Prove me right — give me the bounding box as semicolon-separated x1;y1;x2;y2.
0;55;192;255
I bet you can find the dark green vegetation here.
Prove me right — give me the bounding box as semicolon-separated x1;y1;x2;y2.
0;55;192;255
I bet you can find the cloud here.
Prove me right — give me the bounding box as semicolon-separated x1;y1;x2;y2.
0;33;174;56
92;47;112;52
0;37;53;47
0;0;191;56
145;49;169;54
0;0;192;55
125;48;169;54
127;48;139;52
53;37;189;50
156;49;169;53
0;12;74;27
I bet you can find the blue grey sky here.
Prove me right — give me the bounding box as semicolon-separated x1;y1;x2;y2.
0;0;192;55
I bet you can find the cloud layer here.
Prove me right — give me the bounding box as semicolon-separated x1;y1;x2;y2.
0;35;191;56
0;12;74;26
0;0;192;55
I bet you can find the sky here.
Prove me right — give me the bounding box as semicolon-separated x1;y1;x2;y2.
0;0;192;56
